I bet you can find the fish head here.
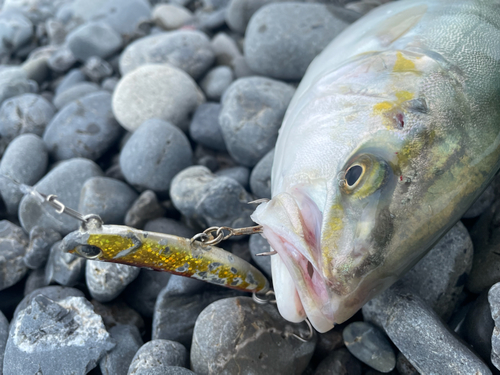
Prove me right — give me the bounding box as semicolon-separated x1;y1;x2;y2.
251;49;485;332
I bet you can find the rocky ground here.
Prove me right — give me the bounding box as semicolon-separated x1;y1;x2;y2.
0;0;498;374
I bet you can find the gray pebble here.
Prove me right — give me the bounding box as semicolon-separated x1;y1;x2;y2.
200;66;234;101
250;148;274;199
45;18;67;45
170;166;255;229
128;339;188;374
112;64;205;132
210;32;241;66
345;0;386;15
44;91;122;161
219;77;294;167
144;218;196;238
125;190;166;229
55;68;87;95
47;45;77;72
0;310;8;374
67;21;122;62
249;234;272;278
100;324;143;375
44;240;85;286
0;11;33;58
225;0;272;34
152;4;193;30
2;0;63;24
0;220;29;291
102;77;119;92
191;296;316;375
3;295;115;375
191;0;228;31
82;56;114;82
19;158;103;235
463;185;496;219
215;166;249;188
189;102;226;152
86;260;140;302
21;51;49;84
343;321;395;373
124;269;171;318
245;3;351;80
120;119;192;193
314;347;362;375
0;134;48;215
0;93;54;142
396;352;419;375
52;81;100;109
91;299;145;333
23;226;61;269
78;176;138;225
0;66;34;105
231;55;257;78
119;30;214;79
489;282;500;370
24;267;48;295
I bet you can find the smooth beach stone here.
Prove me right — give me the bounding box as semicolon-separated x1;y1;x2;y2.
189;102;226;152
47;45;77;72
152;3;193;30
20;52;49;84
191;0;228;31
52;81;100;109
86;261;141;302
24;267;49;296
82;56;113;82
3;295;114;375
191;296;316;375
19;158;103;235
2;0;66;24
128;339;188;374
102;77;119;92
313;328;345;363
144;218;196;239
44;241;85;287
66;21;122;62
250;148;274;199
124;269;171;318
91;299;145;332
55;68;87;95
112;64;205;132
23;226;62;269
120;119;193;193
78;177;138;225
0;134;48;215
210;32;241;66
244;3;351;80
100;324;143;375
0;220;29;291
249;234;272;278
0;66;34;105
343;322;395;373
225;0;273;34
43;91;122;161
200;66;234;101
0;11;33;57
232;55;257;78
215;166;249;188
119;30;214;79
125;190;166;229
314;347;362;375
219;77;294;167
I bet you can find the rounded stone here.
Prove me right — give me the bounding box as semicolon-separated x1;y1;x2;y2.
44;241;85;287
215;166;249;188
66;21;122;62
43;91;122;161
152;4;193;30
245;3;350;80
210;32;241;66
124;190;166;229
112;64;205;132
0;220;29;291
128;339;188;373
55;69;87;96
52;82;100;109
0;67;33;105
144;218;196;239
119;30;214;79
119;119;193;193
99;324;143;375
219;77;294;167
0;10;33;55
86;261;141;302
124;269;171;318
250;148;274;199
189;102;226;152
200;66;234;101
2;0;62;24
225;0;270;34
23;226;61;270
314;347;362;375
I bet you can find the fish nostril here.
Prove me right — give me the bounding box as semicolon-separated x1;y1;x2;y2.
307;261;314;279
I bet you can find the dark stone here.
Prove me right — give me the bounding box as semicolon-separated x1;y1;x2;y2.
463;185;495;219
250;148;274;199
313;327;344;363
90;299;145;333
314;347;362;375
396;353;419;375
125;190;166;229
0;220;29;291
99;324;143;375
144;218;196;238
24;267;48;296
0;310;8;374
489;282;500;370
124;269;171;318
249;233;272;278
44;241;85;287
23;226;61;269
128;339;188;373
189;102;226;152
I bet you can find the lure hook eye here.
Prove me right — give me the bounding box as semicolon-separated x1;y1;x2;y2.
74;245;103;260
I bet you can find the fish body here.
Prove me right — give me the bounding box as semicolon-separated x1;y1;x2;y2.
251;0;500;332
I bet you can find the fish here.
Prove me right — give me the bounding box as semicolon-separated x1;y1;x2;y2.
250;0;500;332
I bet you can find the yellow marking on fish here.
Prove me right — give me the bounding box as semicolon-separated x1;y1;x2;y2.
373;90;414;129
393;52;417;73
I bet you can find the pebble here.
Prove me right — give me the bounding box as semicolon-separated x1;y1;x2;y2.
101;77;119;92
66;21;122;62
0;11;33;58
215;166;249;188
0;220;29;291
313;327;344;362
119;30;214;79
0;310;8;374
43;91;122;161
82;56;114;82
45;18;66;45
191;0;229;31
225;0;270;34
23;226;62;269
396;353;419;375
219;77;294;167
2;0;61;24
200;66;234;101
250;148;274;199
120;119;193;193
144;218;196;238
191;296;316;375
345;0;389;15
19;157;103;235
55;68;87;95
125;190;166;229
21;51;49;83
24;267;48;295
463;184;495;218
47;45;77;72
210;32;241;66
124;269;171;318
112;64;205;132
78;176;138;224
244;3;351;80
100;324;143;375
86;260;141;302
52;81;100;109
489;282;500;370
128;339;188;373
170;166;255;229
189;102;226;152
231;55;257;78
314;347;362;375
249;234;272;278
91;299;145;333
343;321;395;373
3;295;115;375
44;240;85;286
0;66;34;105
0;134;48;215
152;4;193;30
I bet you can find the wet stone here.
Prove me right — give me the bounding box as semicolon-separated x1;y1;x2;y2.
0;65;33;105
314;347;362;375
99;324;143;375
0;220;29;291
3;295;115;375
200;66;234;101
343;321;395;373
52;81;100;109
249;234;272;278
189;102;226;152
215;166;249;189
191;296;316;375
124;269;171;318
125;190;166;229
152;3;193;30
120;119;193;193
82;56;114;82
43;91;122;161
23;226;61;269
91;299;145;333
250;148;274;199
128;339;188;373
0;134;48;215
44;241;85;287
19;158;103;235
55;68;87;95
78;176;138;225
86;260;141;302
219;77;294;167
144;218;196;238
66;21;122;62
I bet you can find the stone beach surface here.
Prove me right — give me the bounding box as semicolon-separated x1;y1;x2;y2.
0;0;497;374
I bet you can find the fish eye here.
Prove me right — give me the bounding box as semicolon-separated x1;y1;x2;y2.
345;165;363;187
75;245;102;259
